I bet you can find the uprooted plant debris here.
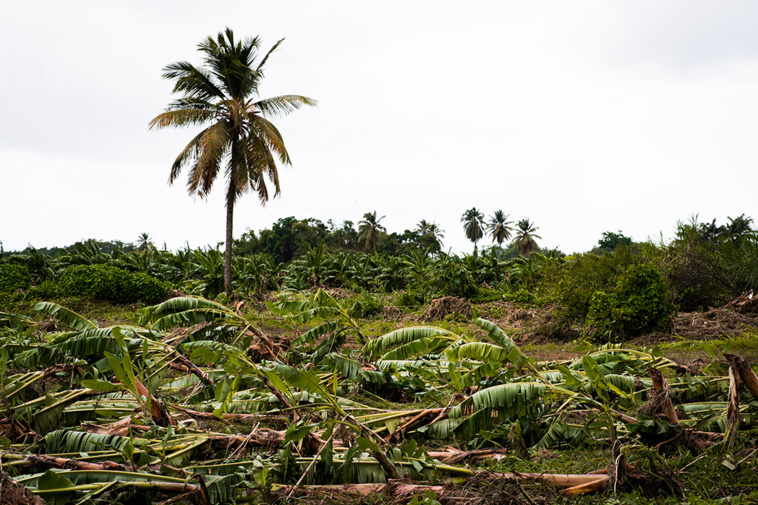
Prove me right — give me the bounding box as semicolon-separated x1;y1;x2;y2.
423;296;472;321
2;290;758;504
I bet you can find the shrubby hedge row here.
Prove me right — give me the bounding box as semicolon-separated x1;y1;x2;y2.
0;264;31;293
59;264;168;304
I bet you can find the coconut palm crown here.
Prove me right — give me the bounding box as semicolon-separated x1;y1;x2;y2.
486;210;513;247
514;218;541;256
461;208;485;246
358;211;387;252
149;29;316;295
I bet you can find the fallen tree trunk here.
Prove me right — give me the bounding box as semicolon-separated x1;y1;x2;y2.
1;453;124;471
272;482;447;498
207;430;285;449
133;378;177;427
170;405;288;423
270;470;613;500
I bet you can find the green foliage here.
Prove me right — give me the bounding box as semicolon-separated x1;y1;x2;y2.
130;272;169;304
419;254;479;299
584;264;675;343
59;264;168;304
505;289;536;304
25;281;62;300
0;263;31;292
348;293;384;318
654;216;758;311
461;207;485;245
597;230;633;252
394;290;425;307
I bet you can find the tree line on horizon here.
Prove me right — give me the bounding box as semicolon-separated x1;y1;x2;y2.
2;213;757;342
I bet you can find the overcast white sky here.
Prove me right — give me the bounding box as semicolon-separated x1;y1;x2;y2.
2;1;757;255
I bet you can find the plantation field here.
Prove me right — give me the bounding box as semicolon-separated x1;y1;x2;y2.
2;290;758;505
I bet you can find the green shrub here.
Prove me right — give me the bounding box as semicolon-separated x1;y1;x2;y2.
394;290;424;307
26;281;62;300
60;264;168;304
546;251;637;323
129;272;170;304
349;294;384;318
501;289;536;304
0;264;31;293
424;259;479;300
584;264;674;343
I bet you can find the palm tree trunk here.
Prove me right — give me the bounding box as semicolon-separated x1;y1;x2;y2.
224;182;234;297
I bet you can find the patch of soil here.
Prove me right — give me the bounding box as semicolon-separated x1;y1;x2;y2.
0;471;46;505
423;296;472;321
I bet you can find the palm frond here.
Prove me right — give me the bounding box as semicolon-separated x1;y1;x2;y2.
255;95;318;117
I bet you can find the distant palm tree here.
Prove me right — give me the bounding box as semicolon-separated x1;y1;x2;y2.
358;211;387;252
135;233;154;252
486;210;513;254
514;218;541;256
149;29;316;295
415;219;432;236
415;219;445;250
461;208;485;247
726;214;754;242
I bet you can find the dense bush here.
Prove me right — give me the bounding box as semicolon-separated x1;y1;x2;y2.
26;281;63;300
0;264;31;293
60;264;168;304
349;293;384;318
421;258;479;300
394;290;425;307
654;217;758;311
584;264;674;343
540;248;641;325
130;272;171;305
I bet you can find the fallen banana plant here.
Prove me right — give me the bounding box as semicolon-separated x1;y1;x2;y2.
3;297;758;504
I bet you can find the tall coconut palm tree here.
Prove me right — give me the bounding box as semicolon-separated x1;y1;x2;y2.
149;29;316;295
486;210;513;258
358;211;387;252
514;218;541;257
461;208;485;247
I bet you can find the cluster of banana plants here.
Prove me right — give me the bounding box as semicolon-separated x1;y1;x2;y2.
1;292;757;504
3;238;563;305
